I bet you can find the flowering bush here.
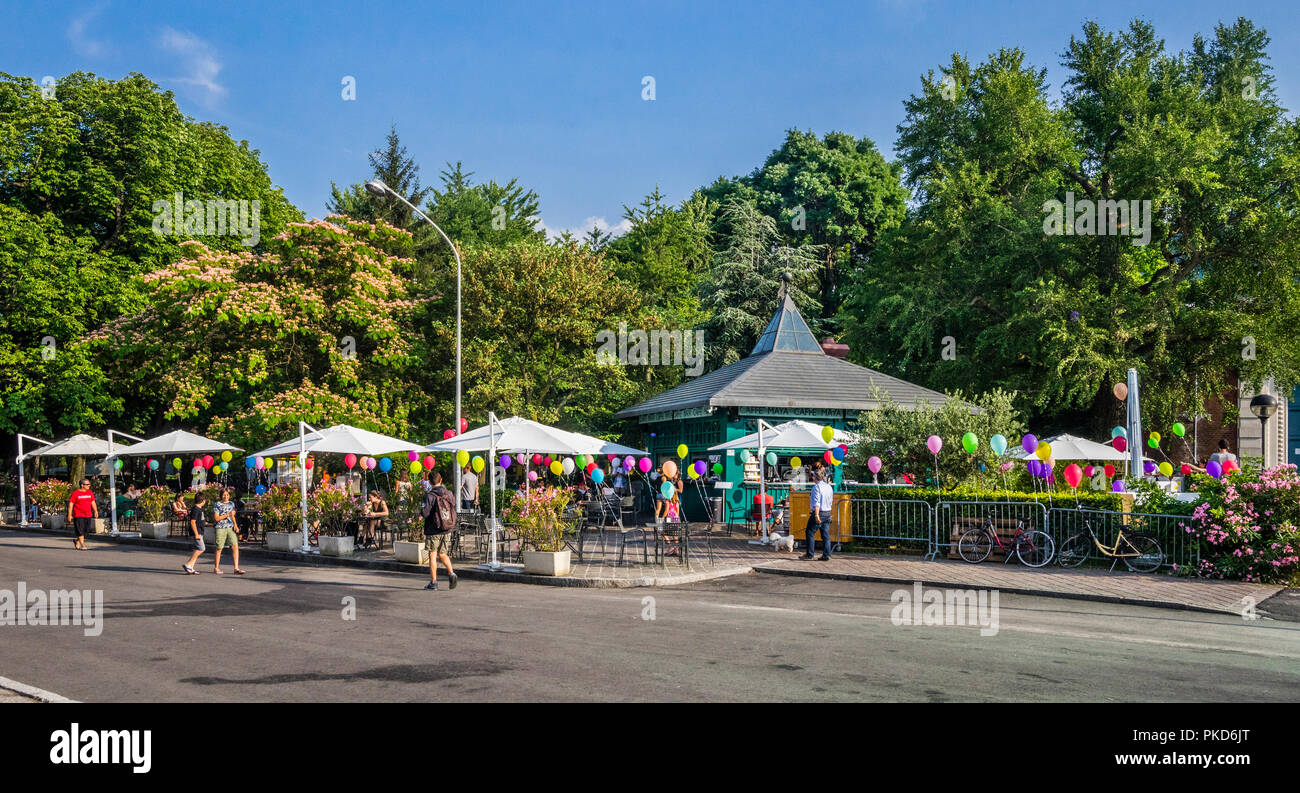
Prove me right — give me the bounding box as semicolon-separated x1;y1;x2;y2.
137;486;176;522
259;484;304;533
1182;465;1300;584
26;479;71;513
502;487;572;552
308;486;359;536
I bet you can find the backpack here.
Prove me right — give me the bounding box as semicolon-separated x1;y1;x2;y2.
423;487;456;532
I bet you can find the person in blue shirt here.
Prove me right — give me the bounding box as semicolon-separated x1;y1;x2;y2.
801;470;834;561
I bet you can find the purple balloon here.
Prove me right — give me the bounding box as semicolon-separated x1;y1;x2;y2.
1205;460;1222;479
1112;480;1126;492
1027;459;1040;477
693;460;707;476
624;455;635;471
499;455;512;469
1143;461;1157;475
1022;433;1038;454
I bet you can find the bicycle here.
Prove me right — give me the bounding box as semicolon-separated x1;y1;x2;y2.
1057;518;1163;572
957;512;1055;567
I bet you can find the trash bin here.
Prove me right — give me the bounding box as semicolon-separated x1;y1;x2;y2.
708;497;723;524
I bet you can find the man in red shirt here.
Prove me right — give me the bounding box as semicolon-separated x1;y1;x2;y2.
66;478;98;551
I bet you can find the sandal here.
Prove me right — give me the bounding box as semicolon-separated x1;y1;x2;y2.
214;569;224;575
183;566;198;575
234;569;246;575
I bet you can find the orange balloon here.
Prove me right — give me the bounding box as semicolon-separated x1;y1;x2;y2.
1113;382;1128;401
662;460;678;479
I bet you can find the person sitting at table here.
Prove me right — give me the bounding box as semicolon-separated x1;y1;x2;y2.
171;493;189;522
360;490;388;549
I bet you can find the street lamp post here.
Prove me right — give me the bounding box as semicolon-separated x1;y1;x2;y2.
1249;393;1278;467
365;179;462;504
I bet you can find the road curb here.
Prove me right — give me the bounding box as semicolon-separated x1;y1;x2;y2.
2;524;752;589
752;564;1237;615
0;675;78;703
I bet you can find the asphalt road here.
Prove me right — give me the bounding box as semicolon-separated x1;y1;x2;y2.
2;531;1297;702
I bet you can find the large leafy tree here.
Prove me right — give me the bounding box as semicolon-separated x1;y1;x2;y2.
0;71;300;436
697;198;824;369
81;217;426;449
841;18;1300;431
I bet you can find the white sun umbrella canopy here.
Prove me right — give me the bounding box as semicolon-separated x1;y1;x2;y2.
253;424;422;458
1012;433;1144;462
112;429;241;458
27;433;132;458
424;416;645;456
709;420;860;452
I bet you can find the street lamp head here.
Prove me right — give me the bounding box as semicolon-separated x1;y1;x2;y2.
1249;393;1278;420
364;179;389;197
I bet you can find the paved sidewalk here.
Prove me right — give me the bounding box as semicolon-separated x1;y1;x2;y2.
755;554;1284;615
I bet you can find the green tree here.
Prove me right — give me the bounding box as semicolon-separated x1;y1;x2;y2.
697;198;824;369
0;71;300;436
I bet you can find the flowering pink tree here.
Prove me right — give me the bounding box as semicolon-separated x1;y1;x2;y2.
84;216;428;448
1182;465;1300;583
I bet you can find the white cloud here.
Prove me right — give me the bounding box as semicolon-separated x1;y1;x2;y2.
158;27;226;106
67;3;110;58
537;215;633;242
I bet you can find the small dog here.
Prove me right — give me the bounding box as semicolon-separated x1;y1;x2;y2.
770;532;795;553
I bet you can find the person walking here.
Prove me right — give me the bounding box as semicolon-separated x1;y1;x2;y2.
182;493;208;574
212;488;245;575
459;464;478;511
421;472;458;591
801;471;834;561
66;478;97;551
1209;439;1239;469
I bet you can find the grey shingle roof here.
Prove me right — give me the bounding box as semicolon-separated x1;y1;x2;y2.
615;295;956;419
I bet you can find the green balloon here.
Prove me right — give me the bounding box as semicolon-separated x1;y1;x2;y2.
1148;437;1159;449
712;463;723;475
961;432;979;454
1171;422;1186;438
765;451;777;466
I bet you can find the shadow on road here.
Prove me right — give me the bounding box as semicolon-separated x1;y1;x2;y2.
180;661;510;686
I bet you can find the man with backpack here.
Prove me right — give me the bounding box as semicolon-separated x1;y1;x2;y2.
421;471;458;591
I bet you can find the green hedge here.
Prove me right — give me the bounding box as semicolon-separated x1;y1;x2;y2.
850;485;1124;512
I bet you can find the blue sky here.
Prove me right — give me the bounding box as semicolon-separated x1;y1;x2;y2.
5;0;1297;238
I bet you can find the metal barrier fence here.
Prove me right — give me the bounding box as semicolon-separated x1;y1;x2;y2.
1048;508;1198;572
845;498;935;554
932;501;1050;562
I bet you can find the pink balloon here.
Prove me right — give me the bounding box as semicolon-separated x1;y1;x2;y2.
1083;465;1095;477
443;429;455;440
527;470;538;481
926;435;942;454
637;457;652;473
867;456;882;474
344;453;357;469
422;455;435;471
515;453;526;465
408;450;418;462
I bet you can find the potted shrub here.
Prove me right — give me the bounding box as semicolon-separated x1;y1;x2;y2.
29;480;71;530
392;502;429;564
503;487;573;575
260;485;305;551
310;486;359;556
136;486;176;539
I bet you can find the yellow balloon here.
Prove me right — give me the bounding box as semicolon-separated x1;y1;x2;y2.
830;456;841;466
549;460;562;475
676;444;688;459
821;425;835;443
1158;461;1173;477
220;451;232;462
791;456;802;468
1151;431;1161;443
471;456;485;473
456;450;469;467
688;467;700;479
1035;442;1052;461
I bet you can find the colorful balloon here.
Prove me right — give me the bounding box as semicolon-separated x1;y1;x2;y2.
926;435;942;454
220;451;232;463
1111;426;1126;438
637;457;652;474
149;458;160;471
660;481;675;499
961;432;979;454
693;460;707;476
304;458;314;470
1147;436;1159;449
1063;464;1083;488
408;450;419;462
528;470;539;482
867;456;882;474
499;455;512;469
245;456;256;469
422;455;434;470
203;455;214;469
410;461;422;475
472;456;485;473
1144;461;1157;475
254;456;264;470
1035;442;1052;461
790;456;802;469
1021;434;1038;454
550;460;563;476
738;450;751;463
1113;436;1127;453
1206;460;1222;479
1112;480;1126;492
443;429;455;440
989;434;1007;457
1171;422;1186;438
532;453;543;466
379;457;392;472
457;450;469;467
563;457;576;475
460;417;469;434
821;425;835;443
660;460;677;478
515;453;527;465
1113;382;1128;401
1180;463;1191;475
823;450;834;465
831;446;845;462
676;444;688;459
344;453;357;469
688;467;700;479
712;463;723;475
1103;464;1115;478
1158;462;1173;477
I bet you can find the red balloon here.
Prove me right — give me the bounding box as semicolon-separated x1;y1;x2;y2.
202;454;214;468
459;417;468;433
422;455;435;470
305;458;314;470
1180;464;1191;475
1113;436;1127;453
532;453;543;465
1103;464;1115;478
585;462;596;474
823;450;834;464
1063;463;1083;489
442;429;454;440
344;453;357;469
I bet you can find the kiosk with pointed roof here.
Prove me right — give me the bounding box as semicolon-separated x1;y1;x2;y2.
616;286;952;521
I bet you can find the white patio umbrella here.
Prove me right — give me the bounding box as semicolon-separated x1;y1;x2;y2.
251;423;424;553
1012;433;1146;462
708;420;860;452
113;429;242;458
424;416;645;457
23;433;143;534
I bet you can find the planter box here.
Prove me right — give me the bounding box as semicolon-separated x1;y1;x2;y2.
92;518;109;534
393;540;429;565
266;531;304;552
41;514;66;531
318;535;354;557
522;549;571;576
141;522;171;540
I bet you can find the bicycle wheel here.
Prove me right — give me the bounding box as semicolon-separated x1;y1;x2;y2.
1057;532;1090;567
1015;530;1055;568
957;529;992;563
1123;534;1163;573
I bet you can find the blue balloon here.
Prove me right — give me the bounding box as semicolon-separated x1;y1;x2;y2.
255;484;267;495
831;446;846;461
378;457;392;473
591;469;605;484
660;480;675;499
989;434;1007;457
245;456;256;468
